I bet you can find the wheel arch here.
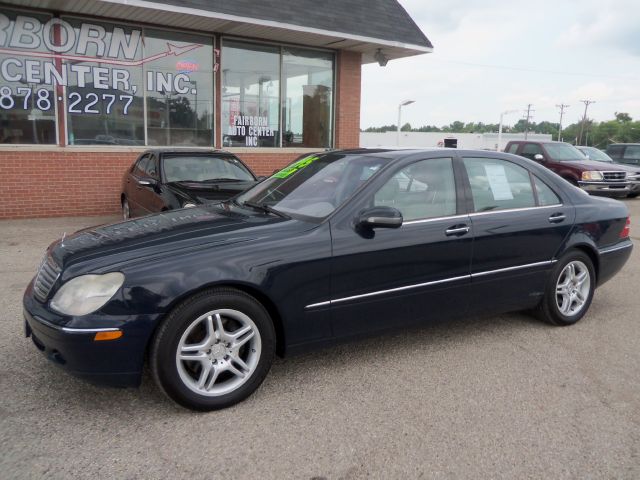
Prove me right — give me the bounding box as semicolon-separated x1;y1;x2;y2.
147;281;287;359
562;242;600;282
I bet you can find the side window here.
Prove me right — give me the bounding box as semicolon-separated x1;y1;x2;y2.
533;176;561;206
133;154;150;177
520;143;542;160
145;155;159;179
623;145;640;159
463;157;536;212
606;145;623;159
373;157;456;221
506;143;519;154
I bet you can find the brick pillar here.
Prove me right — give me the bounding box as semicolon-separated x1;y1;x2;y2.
335;50;362;149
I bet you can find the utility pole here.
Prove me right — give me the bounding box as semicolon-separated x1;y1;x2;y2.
578;100;595;145
556;103;569;141
523;104;534;140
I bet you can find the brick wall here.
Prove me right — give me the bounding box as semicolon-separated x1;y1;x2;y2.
335;50;362;149
0;150;305;219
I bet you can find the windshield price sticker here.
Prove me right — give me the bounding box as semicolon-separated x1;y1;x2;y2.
484;164;514;201
273;155;319;179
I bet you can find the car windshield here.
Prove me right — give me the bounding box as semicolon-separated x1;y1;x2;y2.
545;143;586;161
236;152;389;219
579;147;613;162
163;154;255;183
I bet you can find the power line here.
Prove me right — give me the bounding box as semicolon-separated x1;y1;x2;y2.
578;100;595;145
428;58;640;81
556;103;569;141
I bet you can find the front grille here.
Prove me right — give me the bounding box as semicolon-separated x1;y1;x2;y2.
602;171;627;182
33;255;61;303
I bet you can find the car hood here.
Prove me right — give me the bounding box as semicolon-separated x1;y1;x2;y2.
562;159;634;172
166;180;257;203
49;204;311;275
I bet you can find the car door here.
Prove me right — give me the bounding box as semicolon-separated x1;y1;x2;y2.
131;153;162;215
126;153;151;217
461;155;574;313
327;156;473;338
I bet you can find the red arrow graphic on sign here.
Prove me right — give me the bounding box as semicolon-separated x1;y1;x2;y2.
0;42;203;66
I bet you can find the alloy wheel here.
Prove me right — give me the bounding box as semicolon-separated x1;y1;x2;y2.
555;260;591;317
175;309;261;396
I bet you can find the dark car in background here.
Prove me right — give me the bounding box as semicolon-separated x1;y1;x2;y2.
121;149;259;219
505;141;640;198
24;149;632;410
606;143;640;166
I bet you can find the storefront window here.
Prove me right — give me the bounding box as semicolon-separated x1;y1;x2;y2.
221;41;280;148
63;17;144;145
221;40;334;148
144;29;214;146
0;9;57;144
282;48;333;148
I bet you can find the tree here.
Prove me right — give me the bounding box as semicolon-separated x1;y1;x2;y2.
401;123;412;131
615;112;632;123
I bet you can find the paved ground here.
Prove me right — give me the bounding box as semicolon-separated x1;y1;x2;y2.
1;201;639;479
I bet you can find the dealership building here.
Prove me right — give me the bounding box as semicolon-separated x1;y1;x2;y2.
0;0;432;218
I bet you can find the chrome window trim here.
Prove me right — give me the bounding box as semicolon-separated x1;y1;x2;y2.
403;214;469;226
32;315;120;334
469;204;563;217
305;260;557;309
598;242;633;255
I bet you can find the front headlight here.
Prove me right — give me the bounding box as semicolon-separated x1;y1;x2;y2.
582;171;604;181
50;272;125;316
183;202;196;208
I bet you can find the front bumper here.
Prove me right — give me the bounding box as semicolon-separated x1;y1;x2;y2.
23;282;159;388
578;181;631;197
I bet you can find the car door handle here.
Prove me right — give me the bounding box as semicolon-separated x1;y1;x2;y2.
445;224;470;236
548;213;566;223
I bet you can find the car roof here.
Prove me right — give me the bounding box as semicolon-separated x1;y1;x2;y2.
143;148;235;155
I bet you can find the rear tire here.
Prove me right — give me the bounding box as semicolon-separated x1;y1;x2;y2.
536;251;595;326
150;288;276;411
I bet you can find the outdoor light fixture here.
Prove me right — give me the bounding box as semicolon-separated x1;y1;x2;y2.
374;48;388;67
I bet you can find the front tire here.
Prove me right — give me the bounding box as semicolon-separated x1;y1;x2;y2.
536;251;595;326
122;197;131;220
151;288;276;411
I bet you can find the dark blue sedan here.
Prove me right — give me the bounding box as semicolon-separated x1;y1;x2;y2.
24;149;633;410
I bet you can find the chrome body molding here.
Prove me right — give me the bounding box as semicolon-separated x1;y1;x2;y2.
471;260;557;278
598;241;633;255
305;260;557;309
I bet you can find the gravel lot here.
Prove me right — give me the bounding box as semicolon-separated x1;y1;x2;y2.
1;200;639;479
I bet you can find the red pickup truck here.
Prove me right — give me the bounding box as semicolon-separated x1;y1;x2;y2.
505;140;640;198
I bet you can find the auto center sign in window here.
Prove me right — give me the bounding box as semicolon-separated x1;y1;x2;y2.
0;9;215;145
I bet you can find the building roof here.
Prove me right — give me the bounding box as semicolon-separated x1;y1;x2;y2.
8;0;432;62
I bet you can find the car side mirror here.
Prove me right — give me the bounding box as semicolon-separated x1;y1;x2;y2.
356;206;403;230
534;154;545;162
138;177;157;187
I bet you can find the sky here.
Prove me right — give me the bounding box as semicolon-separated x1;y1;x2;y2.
360;0;640;129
